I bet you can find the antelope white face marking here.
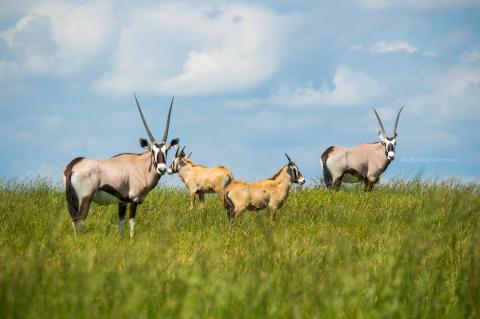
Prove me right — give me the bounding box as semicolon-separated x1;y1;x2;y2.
385;139;396;160
151;144;168;175
167;156;180;175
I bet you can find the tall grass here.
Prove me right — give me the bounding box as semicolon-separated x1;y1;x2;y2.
0;178;479;318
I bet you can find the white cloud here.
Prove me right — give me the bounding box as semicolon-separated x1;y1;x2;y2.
94;3;294;95
359;0;480;9
226;66;383;108
0;1;114;76
399;50;480;123
369;41;417;54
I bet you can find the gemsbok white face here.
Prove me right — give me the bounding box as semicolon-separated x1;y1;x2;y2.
374;107;403;161
380;136;397;161
135;94;179;175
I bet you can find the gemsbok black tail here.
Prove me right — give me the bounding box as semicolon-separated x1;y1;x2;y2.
321;146;334;188
64;157;83;221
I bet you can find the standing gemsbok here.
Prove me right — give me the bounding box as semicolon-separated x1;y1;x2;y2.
321;107;404;191
224;154;304;222
63;94;179;237
167;146;234;210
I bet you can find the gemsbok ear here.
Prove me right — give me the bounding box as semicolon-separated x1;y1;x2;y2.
169;138;180;150
378;131;387;144
139;138;149;149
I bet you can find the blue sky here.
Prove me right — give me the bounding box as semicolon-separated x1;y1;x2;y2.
1;0;479;185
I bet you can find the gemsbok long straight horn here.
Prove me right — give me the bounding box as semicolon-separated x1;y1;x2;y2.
320;107;404;191
224;153;305;221
63;94;179;237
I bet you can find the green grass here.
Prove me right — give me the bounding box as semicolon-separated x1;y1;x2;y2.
0;178;479;318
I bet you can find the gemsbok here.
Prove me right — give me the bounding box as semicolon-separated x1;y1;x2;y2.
63;94;179;237
167;146;234;210
321;107;404;191
224;154;304;221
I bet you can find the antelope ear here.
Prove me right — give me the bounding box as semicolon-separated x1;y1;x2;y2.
169;138;179;150
378;131;387;143
139;138;149;149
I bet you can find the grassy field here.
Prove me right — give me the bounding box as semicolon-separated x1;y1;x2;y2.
0;179;479;318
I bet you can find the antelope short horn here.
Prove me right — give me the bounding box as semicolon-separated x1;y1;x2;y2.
285;153;292;163
134;93;156;143
373;108;387;137
162;96;174;143
187;151;192;159
393;106;404;137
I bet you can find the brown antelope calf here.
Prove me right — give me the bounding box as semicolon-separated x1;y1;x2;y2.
167;147;234;210
224;154;304;221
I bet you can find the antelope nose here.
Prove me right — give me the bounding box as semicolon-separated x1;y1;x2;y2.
388;151;395;160
157;163;167;174
167;168;173;175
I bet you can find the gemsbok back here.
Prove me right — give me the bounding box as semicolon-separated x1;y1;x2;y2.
224;154;304;222
63;94;179;237
167;146;234;210
321;107;404;191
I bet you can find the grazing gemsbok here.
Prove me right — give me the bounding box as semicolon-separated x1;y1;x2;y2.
63;94;179;237
167;146;234;210
321;107;404;191
224;154;305;222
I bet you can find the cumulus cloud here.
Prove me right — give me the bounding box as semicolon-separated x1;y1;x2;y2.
359;0;480;9
369;41;417;54
0;1;114;76
399;48;480;123
94;3;294;95
226;66;383;108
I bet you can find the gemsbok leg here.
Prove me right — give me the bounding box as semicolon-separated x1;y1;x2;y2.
118;203;127;234
74;195;93;234
129;203;138;238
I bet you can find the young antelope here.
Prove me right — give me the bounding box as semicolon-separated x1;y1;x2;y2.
224;154;304;221
167;146;234;210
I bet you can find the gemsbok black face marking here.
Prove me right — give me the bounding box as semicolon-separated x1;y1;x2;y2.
321;107;404;191
63;94;179;237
